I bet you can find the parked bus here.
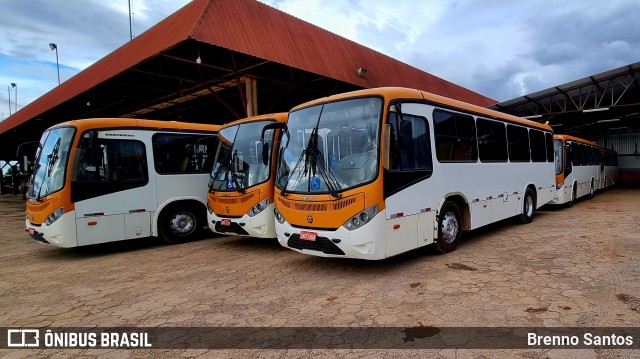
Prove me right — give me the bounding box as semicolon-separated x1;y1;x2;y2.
273;87;556;260
600;147;618;190
207;113;287;238
25;118;220;247
551;134;618;206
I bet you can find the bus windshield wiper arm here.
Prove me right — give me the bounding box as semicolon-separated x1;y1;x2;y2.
310;148;342;199
280;144;307;197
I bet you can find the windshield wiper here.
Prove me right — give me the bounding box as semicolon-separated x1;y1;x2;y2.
209;147;231;192
231;150;246;194
280;143;307;197
280;109;341;199
307;144;342;199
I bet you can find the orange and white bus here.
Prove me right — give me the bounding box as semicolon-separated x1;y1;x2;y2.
273;87;556;260
207;113;287;238
600;146;618;190
25;118;220;247
551;134;617;206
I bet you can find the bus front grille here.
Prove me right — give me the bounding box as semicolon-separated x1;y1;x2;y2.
214;222;249;236
287;234;345;255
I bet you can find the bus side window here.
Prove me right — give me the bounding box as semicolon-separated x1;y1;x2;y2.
565;143;573;176
389;113;432;171
433;109;477;162
77;139;147;183
507;124;530;162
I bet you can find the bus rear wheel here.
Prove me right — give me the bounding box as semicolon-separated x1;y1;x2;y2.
434;201;461;254
518;188;535;224
158;203;202;244
588;181;594;199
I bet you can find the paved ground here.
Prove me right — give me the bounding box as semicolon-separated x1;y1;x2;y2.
0;188;639;358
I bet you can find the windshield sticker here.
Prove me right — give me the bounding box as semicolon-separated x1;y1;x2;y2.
329;154;338;169
310;176;321;191
226;179;234;190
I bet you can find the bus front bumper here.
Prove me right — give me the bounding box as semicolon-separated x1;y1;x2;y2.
208;204;276;238
275;212;387;260
25;211;77;248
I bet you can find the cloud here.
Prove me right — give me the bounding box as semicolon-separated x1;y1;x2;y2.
0;0;189;114
518;1;640;91
2;0;639;113
261;0;640;102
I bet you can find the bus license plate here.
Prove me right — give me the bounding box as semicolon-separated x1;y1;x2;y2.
220;219;231;226
299;231;317;242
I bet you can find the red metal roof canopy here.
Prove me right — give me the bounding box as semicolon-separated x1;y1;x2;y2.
0;0;494;160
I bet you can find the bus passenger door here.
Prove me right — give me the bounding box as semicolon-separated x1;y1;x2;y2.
383;103;436;257
73;133;154;245
563;143;574;198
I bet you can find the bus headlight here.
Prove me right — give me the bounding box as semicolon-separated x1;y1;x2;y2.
45;207;65;226
207;201;214;214
274;207;285;224
247;199;269;217
343;205;378;231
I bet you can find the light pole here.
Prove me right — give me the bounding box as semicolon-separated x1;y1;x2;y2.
49;43;60;85
10;83;16;113
7;85;11;116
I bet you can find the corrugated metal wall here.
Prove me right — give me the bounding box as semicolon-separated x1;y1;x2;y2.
594;132;640;156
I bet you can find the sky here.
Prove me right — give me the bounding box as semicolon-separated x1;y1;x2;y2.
0;0;639;123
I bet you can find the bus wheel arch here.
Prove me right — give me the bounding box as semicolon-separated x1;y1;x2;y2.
438;194;471;231
156;199;207;244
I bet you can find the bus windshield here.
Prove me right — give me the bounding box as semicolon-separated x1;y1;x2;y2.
276;97;382;196
554;139;563;175
29;127;76;200
209;120;276;192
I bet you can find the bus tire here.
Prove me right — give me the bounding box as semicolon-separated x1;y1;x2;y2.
567;185;577;208
518;188;535;224
588;180;594;199
158;203;202;244
434;201;461;254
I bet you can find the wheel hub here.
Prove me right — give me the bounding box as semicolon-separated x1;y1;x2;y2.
525;196;533;217
170;211;195;236
441;212;459;244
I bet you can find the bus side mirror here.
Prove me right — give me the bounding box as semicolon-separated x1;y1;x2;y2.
261;142;270;166
382;124;391;170
260;123;285;142
260;123;285;166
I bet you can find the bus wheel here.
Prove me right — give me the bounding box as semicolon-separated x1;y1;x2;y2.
159;204;200;244
518;188;535;224
588;181;594;199
567;186;577;208
434;201;461;254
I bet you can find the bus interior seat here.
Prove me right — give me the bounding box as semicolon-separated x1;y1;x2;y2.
437;143;453;162
453;143;469;161
178;152;192;172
